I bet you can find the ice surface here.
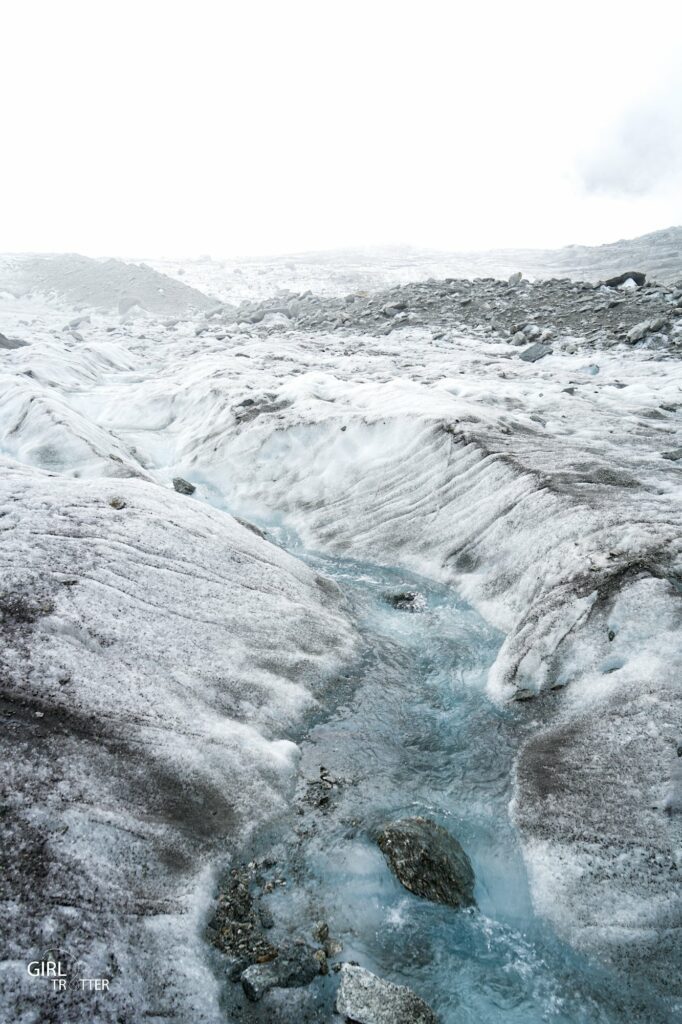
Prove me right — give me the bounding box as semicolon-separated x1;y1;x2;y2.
0;460;357;1021
1;251;680;1017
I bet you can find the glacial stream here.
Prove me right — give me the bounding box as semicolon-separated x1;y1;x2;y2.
210;515;668;1024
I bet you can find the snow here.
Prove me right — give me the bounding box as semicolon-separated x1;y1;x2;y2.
0;253;680;1015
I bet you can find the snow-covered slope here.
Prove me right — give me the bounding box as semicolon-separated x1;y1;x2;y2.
0;253;216;315
1;258;680;1018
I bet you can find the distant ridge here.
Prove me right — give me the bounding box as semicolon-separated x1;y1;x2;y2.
0;253;215;314
147;226;682;304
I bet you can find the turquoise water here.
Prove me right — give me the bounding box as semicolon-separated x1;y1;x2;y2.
218;518;674;1024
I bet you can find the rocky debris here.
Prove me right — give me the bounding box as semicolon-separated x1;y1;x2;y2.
304;765;340;810
0;331;28;349
240;941;321;1001
233;395;292;425
208;864;279;969
661;448;682;462
383;590;426;611
200;271;682;357
626;317;668;343
604;271;646;288
335;964;438;1024
172;476;196;495
519;341;552;362
109;496;126;510
376;816;475;908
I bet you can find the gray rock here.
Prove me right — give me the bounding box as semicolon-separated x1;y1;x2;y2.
376;816;475;908
627;320;651;343
335;964;438;1024
240;943;320;1001
662;448;682;461
172;477;196;495
604;271;646;288
0;331;28;349
520;342;552;362
626;318;667;343
235;517;267;539
383;591;425;612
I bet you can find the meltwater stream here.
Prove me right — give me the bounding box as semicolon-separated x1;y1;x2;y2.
214;518;668;1024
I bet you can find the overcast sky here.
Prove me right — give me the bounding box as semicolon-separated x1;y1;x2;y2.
2;0;681;258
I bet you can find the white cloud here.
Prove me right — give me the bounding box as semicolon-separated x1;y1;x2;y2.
578;69;682;197
1;0;681;256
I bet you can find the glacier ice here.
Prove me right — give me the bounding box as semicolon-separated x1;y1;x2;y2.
0;252;680;1018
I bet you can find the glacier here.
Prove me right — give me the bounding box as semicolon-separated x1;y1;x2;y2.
0;248;680;1022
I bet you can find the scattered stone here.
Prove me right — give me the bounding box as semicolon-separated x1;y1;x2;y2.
335;964;438;1024
376;816;475;908
520;342;552;362
604;271;646;288
627;318;668;343
304;765;340;809
0;331;28;350
109;496;126;510
240;943;320;1001
172;477;196;495
383;591;426;612
258;905;274;930
662;448;682;461
235;517;267;539
208;865;278;967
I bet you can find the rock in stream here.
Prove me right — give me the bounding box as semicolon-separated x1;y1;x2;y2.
336;964;438;1024
376;816;476;909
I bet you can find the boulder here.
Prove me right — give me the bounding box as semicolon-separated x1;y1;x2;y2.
240;943;320;1001
376;816;475;908
625;317;667;344
336;964;438;1024
604;271;646;288
519;342;552;362
172;477;196;495
383;591;425;612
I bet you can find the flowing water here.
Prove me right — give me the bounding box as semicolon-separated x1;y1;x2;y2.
213;516;671;1024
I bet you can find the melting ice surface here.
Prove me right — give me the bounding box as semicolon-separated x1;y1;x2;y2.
219;514;668;1024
